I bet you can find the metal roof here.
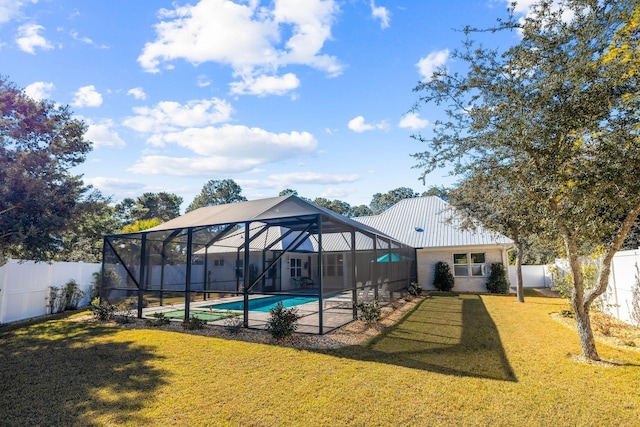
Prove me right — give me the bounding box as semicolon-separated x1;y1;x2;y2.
354;197;513;249
144;195;389;238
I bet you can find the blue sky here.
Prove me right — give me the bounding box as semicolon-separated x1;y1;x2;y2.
0;0;532;210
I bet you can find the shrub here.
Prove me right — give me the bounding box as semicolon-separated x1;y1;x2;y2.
486;263;509;294
356;300;381;323
222;311;244;334
146;312;171;327
408;282;422;296
433;261;455;292
114;298;138;324
60;280;85;310
47;286;60;314
90;298;116;321
183;315;207;330
265;302;301;340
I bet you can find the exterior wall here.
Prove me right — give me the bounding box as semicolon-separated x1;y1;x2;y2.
417;246;508;293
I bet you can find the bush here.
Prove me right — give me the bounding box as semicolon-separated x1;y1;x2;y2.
408;282;422;296
222;311;244;334
486;263;509;294
183;315;207;330
60;280;85;310
356;300;381;323
146;312;171;327
265;302;301;340
90;298;116;321
47;286;60;314
433;261;455;292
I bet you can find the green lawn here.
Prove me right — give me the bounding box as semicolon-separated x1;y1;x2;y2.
1;293;639;426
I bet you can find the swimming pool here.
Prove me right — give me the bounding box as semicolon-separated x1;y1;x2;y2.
207;295;318;313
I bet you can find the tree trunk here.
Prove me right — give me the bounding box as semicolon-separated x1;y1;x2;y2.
514;234;525;303
558;223;601;360
572;294;600;360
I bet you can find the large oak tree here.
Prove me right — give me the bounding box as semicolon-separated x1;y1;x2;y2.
412;0;640;361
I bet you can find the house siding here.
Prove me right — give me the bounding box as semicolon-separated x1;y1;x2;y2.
417;247;506;293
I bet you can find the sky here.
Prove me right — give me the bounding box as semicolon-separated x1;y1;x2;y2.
0;0;536;211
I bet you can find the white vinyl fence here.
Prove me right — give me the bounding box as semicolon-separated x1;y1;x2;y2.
508;265;552;289
602;250;640;326
0;259;101;324
547;250;640;327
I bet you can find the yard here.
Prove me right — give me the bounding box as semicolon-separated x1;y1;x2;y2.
1;291;639;426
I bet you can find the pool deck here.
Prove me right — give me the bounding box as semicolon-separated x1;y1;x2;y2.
141;294;364;334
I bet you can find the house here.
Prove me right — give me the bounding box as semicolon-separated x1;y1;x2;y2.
354;197;513;293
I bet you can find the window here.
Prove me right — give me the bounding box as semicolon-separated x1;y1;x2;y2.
213;259;224;267
290;258;302;278
453;253;468;276
470;253;486;276
323;253;343;277
453;252;486;277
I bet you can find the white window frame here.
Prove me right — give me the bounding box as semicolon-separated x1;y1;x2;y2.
453;252;486;277
290;257;302;278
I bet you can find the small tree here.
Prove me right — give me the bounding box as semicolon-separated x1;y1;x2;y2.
433;261;454;292
486;263;509;294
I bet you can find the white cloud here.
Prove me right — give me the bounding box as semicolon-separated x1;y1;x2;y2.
71;85;103;108
85;119;126;148
138;0;341;96
127;87;147;100
229;73;300;96
370;1;390;29
398;112;429;130
0;0;36;26
416;49;449;81
347;115;387;133
238;172;359;190
124;96;318;176
24;81;54;101
154;125;316;161
16;23;53;54
123;98;233;134
69;30;108;49
129;155;262;176
321;187;354;199
197;75;211;87
83;177;145;197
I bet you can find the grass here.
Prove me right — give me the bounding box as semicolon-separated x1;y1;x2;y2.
1;292;640;426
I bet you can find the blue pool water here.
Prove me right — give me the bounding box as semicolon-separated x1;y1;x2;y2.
207;295;318;313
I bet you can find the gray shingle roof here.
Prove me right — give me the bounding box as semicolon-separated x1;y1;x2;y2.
354;197;513;249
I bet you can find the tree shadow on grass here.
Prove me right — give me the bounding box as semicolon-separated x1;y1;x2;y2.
329;294;517;382
0;318;168;426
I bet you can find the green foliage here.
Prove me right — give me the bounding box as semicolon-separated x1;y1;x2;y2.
47;286;60;314
145;312;171;327
60;280;85;310
548;254;601;302
408;282;422;296
356;300;381;323
114;192;182;227
222;311;244;333
187;179;247;212
121;218;163;234
265;301;301;340
411;0;640;360
90;298;116;321
0;76;91;261
486;263;509;294
182;315;207;330
433;261;454;292
370;187;419;214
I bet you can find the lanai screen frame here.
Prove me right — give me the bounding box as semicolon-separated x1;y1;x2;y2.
100;196;415;334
